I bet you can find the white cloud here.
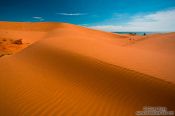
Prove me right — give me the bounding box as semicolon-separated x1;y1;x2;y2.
89;8;175;32
56;13;86;16
33;17;44;21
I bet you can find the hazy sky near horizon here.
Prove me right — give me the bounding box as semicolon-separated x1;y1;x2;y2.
0;0;175;32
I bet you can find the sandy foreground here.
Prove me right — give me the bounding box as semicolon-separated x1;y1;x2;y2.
0;22;175;116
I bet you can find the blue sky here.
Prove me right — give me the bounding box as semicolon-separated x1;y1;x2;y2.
0;0;175;31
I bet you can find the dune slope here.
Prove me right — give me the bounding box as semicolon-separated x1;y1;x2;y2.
0;22;175;115
33;23;175;82
0;40;175;116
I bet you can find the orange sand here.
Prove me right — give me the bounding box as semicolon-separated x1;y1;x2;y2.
0;22;175;116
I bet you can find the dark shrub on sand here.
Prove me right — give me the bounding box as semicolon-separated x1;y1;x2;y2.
12;39;23;45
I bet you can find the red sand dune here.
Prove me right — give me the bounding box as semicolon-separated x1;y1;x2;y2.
0;22;175;116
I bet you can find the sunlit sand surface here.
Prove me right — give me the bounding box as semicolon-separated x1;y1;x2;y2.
0;22;175;116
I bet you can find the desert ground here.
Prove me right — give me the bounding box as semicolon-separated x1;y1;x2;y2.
0;22;175;116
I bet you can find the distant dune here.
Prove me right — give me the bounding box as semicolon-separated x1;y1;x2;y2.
0;22;175;116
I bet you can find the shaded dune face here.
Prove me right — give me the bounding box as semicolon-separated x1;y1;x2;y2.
0;22;175;116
